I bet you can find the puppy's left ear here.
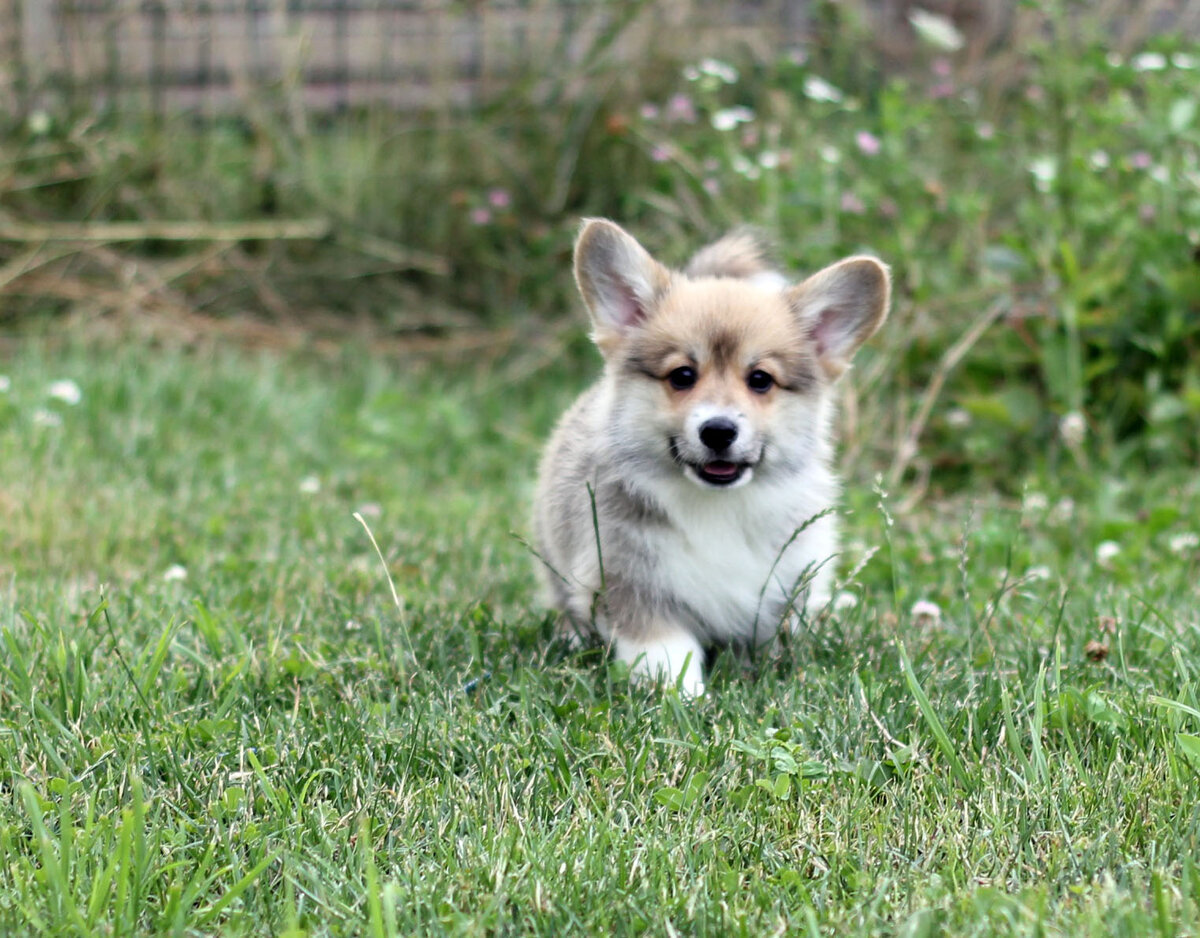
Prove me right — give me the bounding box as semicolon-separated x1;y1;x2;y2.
786;256;891;379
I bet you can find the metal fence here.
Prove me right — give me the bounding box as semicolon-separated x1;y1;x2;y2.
0;0;809;116
2;1;1199;117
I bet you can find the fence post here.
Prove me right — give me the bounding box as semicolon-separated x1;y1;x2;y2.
20;0;55;107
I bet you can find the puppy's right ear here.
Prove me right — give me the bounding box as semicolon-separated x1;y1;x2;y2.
574;219;670;347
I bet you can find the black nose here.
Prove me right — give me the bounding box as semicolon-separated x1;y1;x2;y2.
699;418;738;452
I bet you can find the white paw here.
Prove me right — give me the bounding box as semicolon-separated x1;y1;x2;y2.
616;631;706;697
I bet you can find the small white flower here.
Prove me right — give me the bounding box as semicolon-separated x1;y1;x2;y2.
1050;497;1076;524
945;407;971;429
908;9;965;52
298;475;321;494
1024;565;1052;582
27;110;51;136
1096;541;1121;566
819;144;841;165
1059;411;1086;448
1173;53;1197;70
698;58;739;84
163;564;188;582
730;153;761;180
803;76;844;104
833;591;859;611
1028;156;1058;193
1106;52;1124;68
1022;492;1049;513
0;375;10;393
32;408;62;428
757;150;780;169
911;599;942;623
344;619;362;632
975;122;995;141
1089;150;1110;171
47;379;82;405
1132;52;1168;72
711;106;754;131
682;65;700;81
1149;164;1170;184
1168;532;1199;554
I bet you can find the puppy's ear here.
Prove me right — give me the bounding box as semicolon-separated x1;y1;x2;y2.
786;256;891;379
574;219;670;347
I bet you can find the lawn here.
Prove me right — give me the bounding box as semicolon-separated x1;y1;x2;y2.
4;3;1200;933
1;335;1198;936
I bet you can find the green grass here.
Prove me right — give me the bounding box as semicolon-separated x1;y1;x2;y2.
2;338;1199;936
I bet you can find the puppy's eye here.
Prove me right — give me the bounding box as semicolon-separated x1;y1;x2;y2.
667;366;697;390
747;369;774;393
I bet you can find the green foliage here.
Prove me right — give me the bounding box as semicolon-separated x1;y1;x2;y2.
2;340;1200;935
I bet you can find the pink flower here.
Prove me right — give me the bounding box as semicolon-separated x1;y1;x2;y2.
650;144;673;163
929;81;955;99
878;197;899;219
702;178;720;196
469;207;491;225
840;192;866;214
487;188;511;209
855;130;881;155
932;57;953;78
1130;151;1152;170
639;102;660;120
666;93;696;123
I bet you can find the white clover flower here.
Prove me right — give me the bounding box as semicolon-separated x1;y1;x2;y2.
711;106;754;131
908;9;965;52
833;591;859;611
1024;565;1052;582
819;144;841;165
1050;497;1076;524
758;150;780;170
1173;53;1197;69
299;475;321;495
730;153;761;180
911;599;942;623
47;379;82;405
975;122;995;141
1059;411;1086;447
1096;541;1121;566
0;375;10;393
1132;52;1168;72
1149;164;1170;184
698;58;739;84
803;76;844;104
27;110;51;136
1168;532;1199;554
1022;491;1049;513
945;407;971;429
1089;150;1110;171
32;408;62;428
1028;156;1058;193
163;564;188;582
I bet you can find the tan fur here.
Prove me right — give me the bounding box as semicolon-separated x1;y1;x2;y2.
534;219;890;695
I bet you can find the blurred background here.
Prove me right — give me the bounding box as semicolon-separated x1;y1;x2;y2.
2;0;1199;490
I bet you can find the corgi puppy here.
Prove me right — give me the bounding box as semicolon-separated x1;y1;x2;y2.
534;219;890;695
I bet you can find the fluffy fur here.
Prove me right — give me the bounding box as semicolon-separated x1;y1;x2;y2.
534;219;891;695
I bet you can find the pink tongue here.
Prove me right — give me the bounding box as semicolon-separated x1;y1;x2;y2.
704;461;739;478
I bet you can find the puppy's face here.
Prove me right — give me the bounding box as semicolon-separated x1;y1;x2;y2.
574;219;890;491
617;280;818;488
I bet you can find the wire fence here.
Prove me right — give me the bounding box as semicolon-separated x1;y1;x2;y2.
0;0;810;116
2;0;1199;118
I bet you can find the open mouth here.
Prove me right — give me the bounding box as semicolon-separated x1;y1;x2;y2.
694;460;747;486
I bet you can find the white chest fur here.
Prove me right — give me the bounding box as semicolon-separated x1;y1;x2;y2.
642;475;837;643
